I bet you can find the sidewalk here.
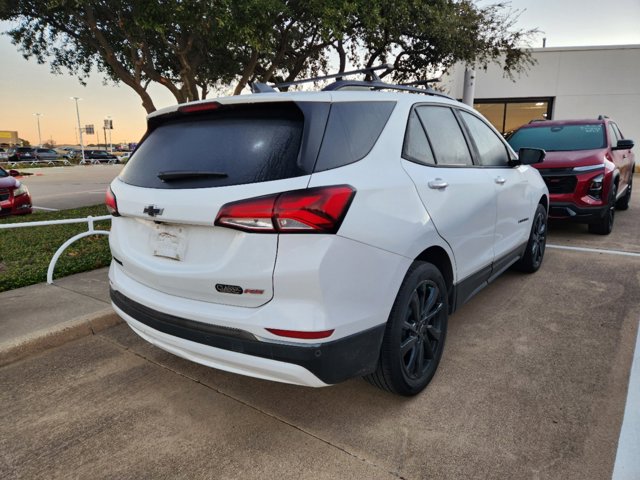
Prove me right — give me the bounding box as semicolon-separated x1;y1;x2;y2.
0;267;120;366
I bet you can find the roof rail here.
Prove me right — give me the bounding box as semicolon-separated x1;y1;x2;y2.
528;119;546;124
322;80;453;99
250;64;392;94
250;64;452;99
597;114;609;120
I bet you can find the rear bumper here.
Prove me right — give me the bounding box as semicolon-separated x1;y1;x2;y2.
111;288;385;386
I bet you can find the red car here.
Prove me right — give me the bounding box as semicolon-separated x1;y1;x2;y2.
0;167;32;217
508;117;635;234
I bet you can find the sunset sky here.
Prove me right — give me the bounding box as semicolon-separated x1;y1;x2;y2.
1;0;640;146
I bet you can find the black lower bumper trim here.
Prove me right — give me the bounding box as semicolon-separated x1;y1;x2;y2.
549;202;607;223
110;288;385;384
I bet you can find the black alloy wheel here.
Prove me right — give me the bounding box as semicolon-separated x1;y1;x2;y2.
589;183;617;235
399;280;445;382
365;262;448;396
514;203;547;273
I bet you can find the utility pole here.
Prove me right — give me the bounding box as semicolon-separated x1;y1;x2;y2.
106;116;113;153
71;97;85;162
33;113;43;147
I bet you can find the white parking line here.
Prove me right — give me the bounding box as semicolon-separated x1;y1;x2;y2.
32;206;59;211
612;319;640;479
547;244;640;258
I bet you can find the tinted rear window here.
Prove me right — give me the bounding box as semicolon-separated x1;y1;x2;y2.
313;102;395;172
120;104;305;189
508;124;606;152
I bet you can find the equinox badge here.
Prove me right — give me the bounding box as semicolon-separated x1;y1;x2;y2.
143;205;164;217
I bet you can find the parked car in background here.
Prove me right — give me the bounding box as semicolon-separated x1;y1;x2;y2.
7;147;36;162
107;68;549;396
85;150;119;163
0;166;32;217
34;148;60;161
508;117;635;234
0;148;8;161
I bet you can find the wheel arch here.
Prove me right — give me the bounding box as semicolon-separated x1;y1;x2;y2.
414;246;454;313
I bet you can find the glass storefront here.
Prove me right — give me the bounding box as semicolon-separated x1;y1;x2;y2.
474;98;554;137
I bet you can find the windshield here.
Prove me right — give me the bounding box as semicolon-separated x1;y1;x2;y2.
0;167;8;178
508;124;606;152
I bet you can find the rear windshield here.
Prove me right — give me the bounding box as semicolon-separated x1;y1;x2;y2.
508;124;606;152
120;104;305;189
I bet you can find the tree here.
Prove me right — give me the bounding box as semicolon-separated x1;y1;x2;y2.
1;0;536;113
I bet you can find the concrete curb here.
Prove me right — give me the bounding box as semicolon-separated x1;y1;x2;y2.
0;308;122;367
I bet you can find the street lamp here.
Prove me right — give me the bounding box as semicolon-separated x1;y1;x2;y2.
106;115;113;153
33;113;43;147
71;96;85;162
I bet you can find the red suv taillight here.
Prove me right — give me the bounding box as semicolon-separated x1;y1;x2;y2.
215;185;356;233
105;187;120;216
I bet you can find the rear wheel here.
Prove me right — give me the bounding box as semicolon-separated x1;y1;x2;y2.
616;172;633;210
589;183;617;235
365;262;448;396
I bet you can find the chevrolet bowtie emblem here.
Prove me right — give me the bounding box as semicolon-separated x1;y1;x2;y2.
143;205;164;217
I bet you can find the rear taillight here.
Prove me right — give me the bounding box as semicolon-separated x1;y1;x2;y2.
215;185;355;234
105;187;120;216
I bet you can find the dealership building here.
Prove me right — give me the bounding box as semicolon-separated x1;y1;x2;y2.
443;44;640;151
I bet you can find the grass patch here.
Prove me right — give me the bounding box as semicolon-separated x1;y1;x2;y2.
0;205;112;292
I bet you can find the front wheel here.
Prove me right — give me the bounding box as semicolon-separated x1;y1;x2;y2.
365;262;448;396
589;183;617;235
514;203;547;273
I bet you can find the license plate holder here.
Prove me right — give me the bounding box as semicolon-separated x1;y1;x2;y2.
152;224;186;261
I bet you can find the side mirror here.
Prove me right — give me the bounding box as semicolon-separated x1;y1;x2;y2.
512;148;545;166
9;169;20;177
613;139;634;150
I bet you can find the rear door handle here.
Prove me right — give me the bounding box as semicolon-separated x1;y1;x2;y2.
495;176;507;185
428;178;449;190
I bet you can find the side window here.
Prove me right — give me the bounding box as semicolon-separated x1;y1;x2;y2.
416;106;473;166
607;123;620;147
403;109;436;165
611;122;624;140
459;111;510;167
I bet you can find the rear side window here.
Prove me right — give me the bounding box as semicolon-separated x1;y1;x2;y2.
313;102;395;172
120;104;305;189
416;106;473;166
459;111;510;167
403;109;435;165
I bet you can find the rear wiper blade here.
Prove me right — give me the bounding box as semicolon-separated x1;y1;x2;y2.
157;170;228;181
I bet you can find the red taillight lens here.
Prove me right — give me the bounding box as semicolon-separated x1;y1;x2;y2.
266;328;335;339
105;187;120;216
215;185;355;234
178;101;221;114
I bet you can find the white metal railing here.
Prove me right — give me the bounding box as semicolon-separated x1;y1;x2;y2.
0;215;112;284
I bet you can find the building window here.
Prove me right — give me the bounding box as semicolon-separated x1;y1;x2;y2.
473;98;554;136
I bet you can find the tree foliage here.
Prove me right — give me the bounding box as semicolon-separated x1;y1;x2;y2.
1;0;537;113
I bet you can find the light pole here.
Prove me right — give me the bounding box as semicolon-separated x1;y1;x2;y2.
106;115;113;153
33;113;43;147
71;96;85;162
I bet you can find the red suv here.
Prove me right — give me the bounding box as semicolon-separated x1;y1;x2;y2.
0;166;32;217
508;117;635;234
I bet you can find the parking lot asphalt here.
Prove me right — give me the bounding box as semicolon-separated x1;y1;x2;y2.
1;188;639;479
17;165;124;210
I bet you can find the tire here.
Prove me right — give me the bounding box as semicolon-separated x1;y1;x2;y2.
615;171;633;211
588;182;617;235
365;261;448;396
514;203;547;273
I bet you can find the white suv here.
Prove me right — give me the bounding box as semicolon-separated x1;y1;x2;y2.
107;70;548;396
